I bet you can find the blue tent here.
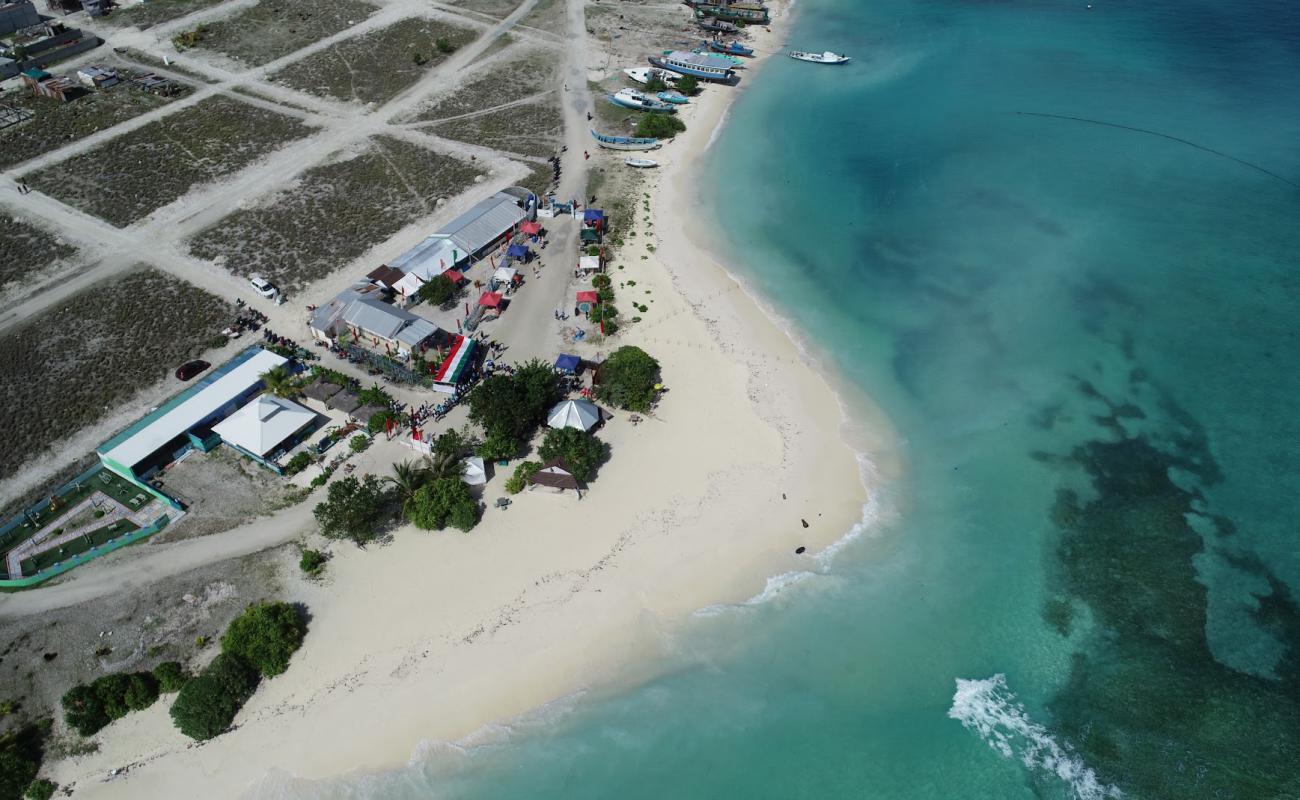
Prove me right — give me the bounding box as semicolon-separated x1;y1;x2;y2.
507;243;530;261
554;354;581;374
583;209;605;224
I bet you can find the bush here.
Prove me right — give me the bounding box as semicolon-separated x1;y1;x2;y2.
60;684;108;737
367;410;395;435
348;435;368;453
25;778;56;800
153;662;189;693
592;274;611;289
299;548;327;576
407;477;479;532
221;602;307;678
61;671;159;736
169;653;259;741
676;74;700;95
635;114;686;139
313;474;393;545
309;469;331;488
435;36;455;53
595;346;660;412
505;461;541;494
283;451;312;476
417;273;456;306
538;428;605;483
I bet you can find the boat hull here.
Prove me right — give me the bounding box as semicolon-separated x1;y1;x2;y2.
648;55;736;84
590;129;662;151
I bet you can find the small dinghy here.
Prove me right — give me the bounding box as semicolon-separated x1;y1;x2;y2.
625;157;660;168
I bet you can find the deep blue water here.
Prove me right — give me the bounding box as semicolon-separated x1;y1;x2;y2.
291;0;1300;797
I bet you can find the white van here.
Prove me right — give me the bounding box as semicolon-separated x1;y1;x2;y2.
249;275;278;299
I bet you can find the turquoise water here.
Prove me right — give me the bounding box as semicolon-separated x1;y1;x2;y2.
288;0;1300;797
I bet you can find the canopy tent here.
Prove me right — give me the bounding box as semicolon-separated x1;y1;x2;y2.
554;354;581;374
580;228;601;244
506;243;530;262
433;335;476;386
479;292;503;309
444;269;465;285
577;255;601;274
576;290;599;312
462;456;487;487
520;221;542;236
492;266;518;286
547;398;601;431
583;209;605;225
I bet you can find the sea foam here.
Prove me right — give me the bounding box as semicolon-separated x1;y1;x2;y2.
948;675;1123;800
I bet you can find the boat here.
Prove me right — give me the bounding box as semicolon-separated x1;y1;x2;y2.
707;39;754;57
649;51;737;83
656;90;690;105
692;2;769;24
697;17;740;34
690;46;745;67
590;129;661;151
608;88;678;113
790;50;851;64
624;67;680;86
624;157;660;168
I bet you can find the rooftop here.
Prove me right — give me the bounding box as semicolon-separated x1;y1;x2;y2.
211;395;316;458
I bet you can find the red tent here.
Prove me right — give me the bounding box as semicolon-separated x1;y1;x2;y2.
576;290;599;305
521;221;542;235
479;292;503;308
444;269;464;284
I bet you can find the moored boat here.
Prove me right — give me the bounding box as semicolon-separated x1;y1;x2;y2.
591;129;661;151
624;157;660;168
608;88;679;113
708;39;754;57
649;51;737;83
789;50;851;64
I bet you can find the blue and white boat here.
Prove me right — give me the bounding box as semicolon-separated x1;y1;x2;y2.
590;129;662;151
648;51;737;83
656;90;690;105
707;39;754;57
608;88;678;113
624;67;680;86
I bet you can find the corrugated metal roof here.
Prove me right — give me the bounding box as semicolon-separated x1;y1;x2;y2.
343;298;410;340
388;235;460;281
395;317;438;347
440;192;527;257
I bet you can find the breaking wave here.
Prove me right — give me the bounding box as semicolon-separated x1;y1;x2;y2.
948;674;1124;800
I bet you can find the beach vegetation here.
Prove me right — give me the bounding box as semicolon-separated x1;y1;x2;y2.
0;719;47;800
60;672;159;737
24;778;56;800
435;36;456;54
634;113;685;139
595;346;660;412
259;365;296;398
469;360;564;457
169;652;259;741
153;662;189;693
298;548;328;576
358;383;394;407
538;428;606;483
387;459;429;509
283;451;312;476
644;75;669;92
477;429;521;462
313;474;394;545
505;460;541;494
309;469;332;488
349;434;369;453
675;74;701;96
407;477;479;532
221;602;307;678
367;409;396;435
417;273;457;307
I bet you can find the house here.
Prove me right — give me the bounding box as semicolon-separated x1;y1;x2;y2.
211;395;321;472
367;264;405;291
0;0;39;35
526;458;581;498
340;297;440;357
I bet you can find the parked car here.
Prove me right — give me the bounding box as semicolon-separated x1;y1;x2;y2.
175;360;210;381
249;275;278;299
313;435;338;455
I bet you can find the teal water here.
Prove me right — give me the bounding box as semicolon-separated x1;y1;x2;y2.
285;0;1300;797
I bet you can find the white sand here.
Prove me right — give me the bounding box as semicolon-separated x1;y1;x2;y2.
50;9;891;797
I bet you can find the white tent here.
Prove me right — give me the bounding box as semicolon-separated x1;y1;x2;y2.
546;398;601;432
492;266;517;285
212;395;316;457
462;456;487;486
577;255;601;274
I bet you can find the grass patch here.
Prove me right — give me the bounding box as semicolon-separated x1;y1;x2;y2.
271;17;478;106
411;45;559;121
177;0;379;67
0;267;234;480
22;95;316;228
102;0;228;29
188;135;485;290
429;100;563;158
0;214;76;293
0;80;189;171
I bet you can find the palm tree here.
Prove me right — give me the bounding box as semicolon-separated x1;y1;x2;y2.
260;365;296;398
387;459;429;511
423;448;465;482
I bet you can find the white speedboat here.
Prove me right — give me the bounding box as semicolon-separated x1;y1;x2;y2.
789;50;851;64
623;67;680;86
624;157;660;168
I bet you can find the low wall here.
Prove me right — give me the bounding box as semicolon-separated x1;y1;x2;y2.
0;514;171;590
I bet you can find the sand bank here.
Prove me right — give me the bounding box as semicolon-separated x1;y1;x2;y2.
49;8;889;797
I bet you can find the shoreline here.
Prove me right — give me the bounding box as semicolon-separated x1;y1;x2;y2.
46;5;894;796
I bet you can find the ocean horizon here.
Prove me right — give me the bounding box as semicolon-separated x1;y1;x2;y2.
285;0;1300;796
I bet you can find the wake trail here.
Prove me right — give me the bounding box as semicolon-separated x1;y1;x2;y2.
1014;111;1300;190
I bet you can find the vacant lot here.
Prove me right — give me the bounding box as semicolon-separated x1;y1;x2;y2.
0;214;76;294
519;0;564;34
178;0;378;66
444;0;521;20
411;45;559;121
189;135;484;290
272;16;479;106
0;80;189;171
101;0;228;28
23;95;316;228
0;267;233;480
154;446;303;541
429;100;563;157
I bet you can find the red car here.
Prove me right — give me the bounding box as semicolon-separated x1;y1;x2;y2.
175;360;210;381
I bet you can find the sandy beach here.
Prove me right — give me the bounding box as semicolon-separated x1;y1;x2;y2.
40;5;885;796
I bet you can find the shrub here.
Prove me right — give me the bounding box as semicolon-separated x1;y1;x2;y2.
60;684;108;737
435;36;455;53
635;114;686;139
676;74;700;95
595;346;660;412
367;410;395;435
25;778;57;800
169;653;260;741
348;435;368;453
505;461;541;494
153;662;189;693
299;548;327;576
538;428;605;483
283;451;312;476
407;477;479;532
417;273;456;306
313;474;393;545
221;602;306;678
412;51;427;66
592;274;611;289
61;672;158;736
309;469;331;488
644;75;668;92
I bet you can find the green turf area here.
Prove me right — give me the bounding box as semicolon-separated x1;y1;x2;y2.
20;518;142;575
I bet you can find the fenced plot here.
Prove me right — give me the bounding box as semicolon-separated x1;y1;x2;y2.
410;46;559;121
0;267;234;480
175;0;379;66
427;100;564;158
188;135;485;290
271;17;479;106
22;95;316;228
0;214;76;293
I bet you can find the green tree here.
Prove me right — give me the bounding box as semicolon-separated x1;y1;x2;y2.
468;375;528;441
313;475;393;545
61;684;108;737
259;365;296;398
595;346;660;412
407;477;479;532
153;662;189;693
675;74;701;95
538;428;606;482
367;409;396;435
505;460;541;494
221;602;306;678
0;721;44;800
476;428;520;462
514;359;565;422
635;114;686;139
299;548;328;575
386;459;429;516
24;778;56;800
416;273;456;306
169;653;260;741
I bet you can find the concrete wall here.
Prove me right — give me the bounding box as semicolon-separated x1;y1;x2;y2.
0;1;40;36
